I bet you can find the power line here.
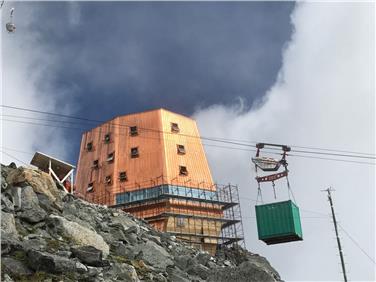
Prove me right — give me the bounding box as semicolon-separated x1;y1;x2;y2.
2;117;375;166
287;153;376;166
0;150;29;166
338;223;376;265
0;146;36;155
1;105;259;148
1;104;375;158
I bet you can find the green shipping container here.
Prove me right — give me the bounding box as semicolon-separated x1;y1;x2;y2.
255;200;303;245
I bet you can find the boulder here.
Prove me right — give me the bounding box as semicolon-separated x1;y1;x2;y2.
26;249;87;274
207;260;279;282
187;263;210;280
71;245;106;267
1;257;33;278
107;263;140;282
1;177;8;192
2;274;14;282
47;215;109;257
195;252;212;266
1;193;14;212
133;240;174;271
6;167;60;203
9;186;22;210
166;266;191;282
110;241;137;259
111;215;138;231
1;211;18;237
18;186;47;223
1;234;22;255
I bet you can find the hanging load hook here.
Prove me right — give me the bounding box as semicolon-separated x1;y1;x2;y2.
6;7;16;33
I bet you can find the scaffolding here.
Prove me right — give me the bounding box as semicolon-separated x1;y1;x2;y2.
75;176;245;252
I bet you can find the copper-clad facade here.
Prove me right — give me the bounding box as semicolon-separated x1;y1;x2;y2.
75;109;242;254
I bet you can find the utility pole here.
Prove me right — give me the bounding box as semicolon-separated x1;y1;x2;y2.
323;188;348;282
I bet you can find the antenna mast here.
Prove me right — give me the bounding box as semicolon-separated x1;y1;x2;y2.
323;188;348;282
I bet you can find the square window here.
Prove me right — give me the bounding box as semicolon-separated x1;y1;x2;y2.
105;175;112;185
179;166;188;176
177;144;186;155
104;133;111;143
131;147;139;158
119;171;128;182
130;126;138;136
87;142;93;151
176;217;185;227
92;160;99;169
87;182;94;192
171;123;180;133
107;152;114;163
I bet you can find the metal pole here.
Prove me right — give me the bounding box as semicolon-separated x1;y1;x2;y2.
324;188;348;282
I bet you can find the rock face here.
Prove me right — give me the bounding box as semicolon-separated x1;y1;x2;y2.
0;163;282;282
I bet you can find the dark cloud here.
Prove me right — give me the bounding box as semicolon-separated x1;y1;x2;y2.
26;2;294;116
7;1;294;164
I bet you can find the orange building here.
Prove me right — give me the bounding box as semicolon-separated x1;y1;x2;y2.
75;109;243;253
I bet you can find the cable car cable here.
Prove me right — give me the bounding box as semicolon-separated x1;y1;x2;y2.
1;105;375;158
2;117;375;165
338;223;376;265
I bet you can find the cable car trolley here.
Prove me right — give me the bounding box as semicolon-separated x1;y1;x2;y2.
252;143;303;245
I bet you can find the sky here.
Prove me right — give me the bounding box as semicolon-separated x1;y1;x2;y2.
1;1;375;281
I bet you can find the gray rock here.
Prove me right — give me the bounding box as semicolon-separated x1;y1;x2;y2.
223;260;232;266
107;223;129;242
2;274;14;282
71;245;106;267
195;252;212;266
110;241;137;259
22;236;48;251
56;250;72;258
153;273;168;282
125;232;139;245
18;186;47;223
174;255;192;270
26;249;87;274
1;257;33;277
1;193;14;212
36;192;59;213
111;215;138;231
47;214;109;257
10;186;22;210
107;263;140;282
188;263;211;280
133;240;174;271
1;177;8;192
1;211;18;237
1;233;22;255
166;266;191;282
207;260;279;282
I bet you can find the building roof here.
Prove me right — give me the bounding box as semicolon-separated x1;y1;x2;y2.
30;151;75;178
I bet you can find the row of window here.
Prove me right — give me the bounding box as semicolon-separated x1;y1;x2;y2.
87;171;127;192
90;144;186;169
87;165;189;193
86;122;180;151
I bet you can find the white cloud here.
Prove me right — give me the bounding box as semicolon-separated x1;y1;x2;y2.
194;3;375;281
1;3;76;166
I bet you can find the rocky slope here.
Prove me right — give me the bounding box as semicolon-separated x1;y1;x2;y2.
1;163;281;282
